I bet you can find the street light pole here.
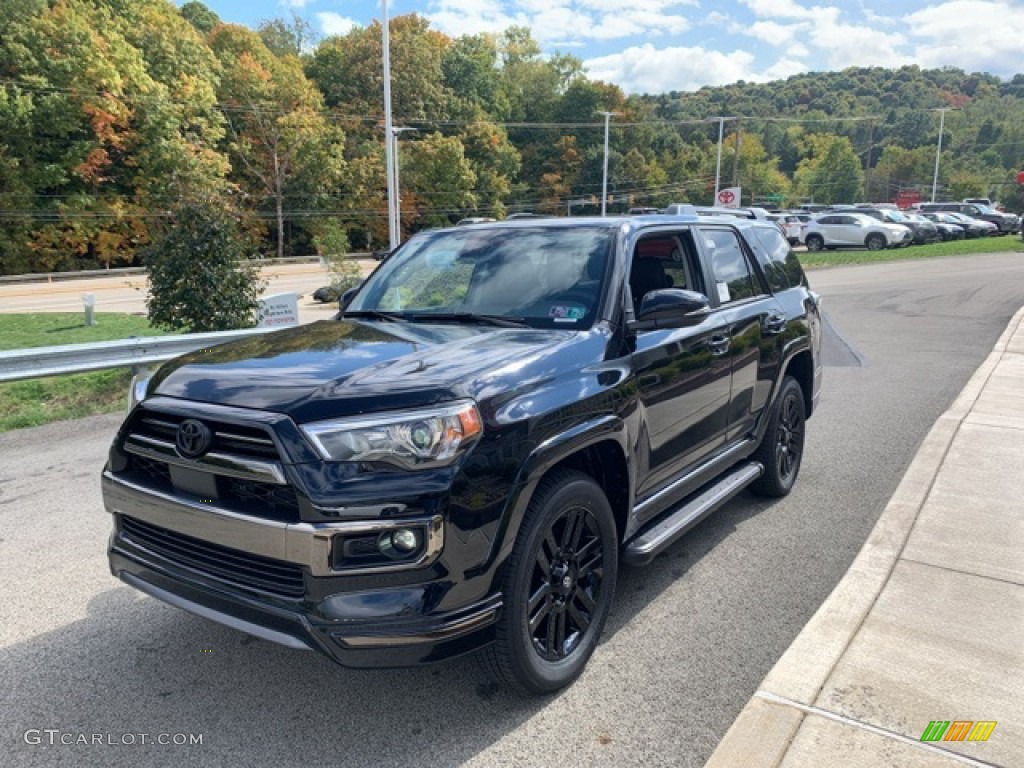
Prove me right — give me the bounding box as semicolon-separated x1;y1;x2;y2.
713;116;725;202
931;108;949;203
597;111;620;216
391;127;416;245
381;0;397;250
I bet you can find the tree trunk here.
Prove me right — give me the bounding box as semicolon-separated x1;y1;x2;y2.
274;152;284;260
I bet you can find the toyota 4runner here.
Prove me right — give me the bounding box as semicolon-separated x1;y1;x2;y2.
103;214;822;694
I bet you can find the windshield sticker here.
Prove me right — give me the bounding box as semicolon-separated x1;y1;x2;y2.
717;282;731;303
549;305;586;322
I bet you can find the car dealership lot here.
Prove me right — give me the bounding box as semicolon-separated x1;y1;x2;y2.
2;253;1024;768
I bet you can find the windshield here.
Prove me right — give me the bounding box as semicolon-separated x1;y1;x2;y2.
347;226;614;329
974;205;998;214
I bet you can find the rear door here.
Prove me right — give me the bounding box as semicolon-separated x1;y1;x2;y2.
697;226;775;441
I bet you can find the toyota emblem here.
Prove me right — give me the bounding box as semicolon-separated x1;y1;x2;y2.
175;419;212;459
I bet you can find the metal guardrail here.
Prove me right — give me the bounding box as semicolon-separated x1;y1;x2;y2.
0;327;286;383
0;253;372;285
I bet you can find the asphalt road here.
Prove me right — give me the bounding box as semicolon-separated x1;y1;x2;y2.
2;252;1023;768
0;262;374;325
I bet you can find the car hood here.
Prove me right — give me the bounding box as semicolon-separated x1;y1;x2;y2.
147;319;595;422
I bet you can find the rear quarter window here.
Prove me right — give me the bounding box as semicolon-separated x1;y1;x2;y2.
747;227;792;292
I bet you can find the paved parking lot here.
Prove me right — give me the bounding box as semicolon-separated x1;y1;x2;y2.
2;252;1024;767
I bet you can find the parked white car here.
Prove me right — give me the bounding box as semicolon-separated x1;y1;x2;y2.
768;213;804;245
802;212;912;251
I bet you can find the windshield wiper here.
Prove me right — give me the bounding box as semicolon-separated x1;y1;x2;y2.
340;309;408;322
408;312;530;328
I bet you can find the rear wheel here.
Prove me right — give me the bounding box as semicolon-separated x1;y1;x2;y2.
805;234;824;252
482;470;618;695
750;376;806;498
865;233;886;251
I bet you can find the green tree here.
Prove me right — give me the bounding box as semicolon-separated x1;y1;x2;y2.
795;135;863;204
258;14;316;58
402;132;476;228
211;24;345;259
179;1;220;36
145;201;265;332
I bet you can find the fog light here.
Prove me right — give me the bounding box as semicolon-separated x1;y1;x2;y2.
391;528;420;553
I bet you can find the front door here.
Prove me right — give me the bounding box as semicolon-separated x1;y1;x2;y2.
629;229;732;500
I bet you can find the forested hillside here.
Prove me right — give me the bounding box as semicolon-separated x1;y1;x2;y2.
2;0;1022;274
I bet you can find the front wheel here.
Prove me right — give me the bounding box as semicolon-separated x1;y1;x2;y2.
865;233;886;251
805;234;824;252
750;376;806;498
482;470;618;695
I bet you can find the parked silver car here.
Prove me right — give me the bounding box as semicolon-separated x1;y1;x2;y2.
802;212;912;252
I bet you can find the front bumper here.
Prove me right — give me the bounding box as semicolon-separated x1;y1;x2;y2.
103;471;502;667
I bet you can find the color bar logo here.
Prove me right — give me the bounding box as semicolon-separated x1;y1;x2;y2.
920;721;997;742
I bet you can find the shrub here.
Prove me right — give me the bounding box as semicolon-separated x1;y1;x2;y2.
145;202;266;332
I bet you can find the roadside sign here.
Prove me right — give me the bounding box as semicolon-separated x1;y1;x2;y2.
256;292;299;327
717;187;741;208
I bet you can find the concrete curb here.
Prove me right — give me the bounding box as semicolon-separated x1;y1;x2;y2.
705;305;1024;767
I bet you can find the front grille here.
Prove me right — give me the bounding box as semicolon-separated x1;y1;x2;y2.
222;477;300;521
120;408;301;523
135;414;279;460
120;516;306;599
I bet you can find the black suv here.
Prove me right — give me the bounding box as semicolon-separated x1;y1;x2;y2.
103;215;822;694
919;202;1019;233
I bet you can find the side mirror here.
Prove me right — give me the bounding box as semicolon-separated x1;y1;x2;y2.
631;288;710;329
339;285;361;310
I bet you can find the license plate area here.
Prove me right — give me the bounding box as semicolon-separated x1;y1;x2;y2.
169;465;219;501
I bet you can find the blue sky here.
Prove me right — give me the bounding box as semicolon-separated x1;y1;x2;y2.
187;1;1022;93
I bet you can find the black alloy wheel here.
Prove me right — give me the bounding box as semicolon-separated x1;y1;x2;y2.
805;234;824;252
751;375;806;497
482;470;618;695
527;505;605;661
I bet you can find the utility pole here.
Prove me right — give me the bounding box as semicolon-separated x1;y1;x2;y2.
863;119;874;202
597;111;621;216
390;127;416;245
381;0;397;250
713;116;725;202
731;120;742;189
931;108;949;203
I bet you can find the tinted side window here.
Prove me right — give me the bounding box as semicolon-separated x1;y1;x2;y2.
818;215;838;225
748;228;792;292
702;228;757;304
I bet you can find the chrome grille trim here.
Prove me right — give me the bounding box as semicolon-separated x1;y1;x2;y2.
104;471;445;577
123;433;287;485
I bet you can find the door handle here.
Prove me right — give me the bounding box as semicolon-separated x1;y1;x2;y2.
708;334;730;355
763;313;787;335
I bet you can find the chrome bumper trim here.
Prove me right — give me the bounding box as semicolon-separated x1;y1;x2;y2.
103;471;444;577
124;433;287;485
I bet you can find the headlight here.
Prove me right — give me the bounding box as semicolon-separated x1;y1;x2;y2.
128;372;151;413
301;400;483;469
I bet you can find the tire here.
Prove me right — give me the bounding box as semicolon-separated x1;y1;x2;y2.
865;233;886;251
750;376;806;498
805;234;824;252
481;469;618;695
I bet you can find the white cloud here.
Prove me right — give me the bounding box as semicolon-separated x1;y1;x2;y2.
280;0;312;8
737;20;811;46
428;0;527;37
904;1;1020;77
802;7;912;69
428;0;693;44
740;0;815;19
316;12;360;37
584;44;809;93
704;11;731;25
